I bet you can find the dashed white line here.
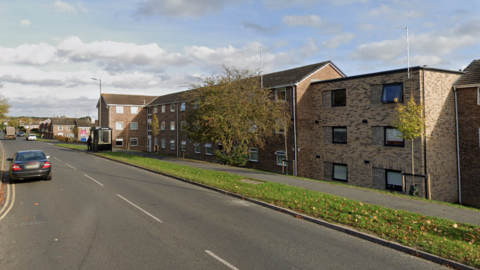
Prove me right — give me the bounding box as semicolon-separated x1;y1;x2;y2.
84;174;104;186
54;157;61;162
65;164;77;170
116;194;163;223
205;250;239;270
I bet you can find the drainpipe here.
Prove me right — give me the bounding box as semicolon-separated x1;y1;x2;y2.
422;69;428;198
176;102;179;157
293;84;298;176
454;86;462;204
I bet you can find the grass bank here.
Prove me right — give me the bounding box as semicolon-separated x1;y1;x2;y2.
90;151;480;268
56;143;87;150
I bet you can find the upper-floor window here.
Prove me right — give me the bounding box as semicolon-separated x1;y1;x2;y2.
130;122;138;130
161;105;165;113
170;104;175;112
131;106;138;114
180;102;186;111
116;122;124;130
58;125;63;131
170;121;175;131
154;106;158;113
385;127;404;147
332;127;347;144
116;106;124;114
276;88;286;102
161;121;165;130
276;119;285;134
332;89;346;107
382;83;403;103
67;125;73;131
181;121;186;131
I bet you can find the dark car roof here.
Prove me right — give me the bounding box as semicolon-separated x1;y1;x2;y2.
16;150;45;154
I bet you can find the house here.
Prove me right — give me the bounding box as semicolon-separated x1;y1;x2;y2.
307;66;463;203
75;119;98;142
454;59;480;207
97;93;157;150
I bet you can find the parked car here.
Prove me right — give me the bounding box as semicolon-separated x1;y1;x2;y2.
7;150;52;181
17;131;25;137
26;134;37;141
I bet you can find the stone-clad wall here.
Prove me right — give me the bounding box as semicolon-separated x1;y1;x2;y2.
423;70;462;203
306;68;460;201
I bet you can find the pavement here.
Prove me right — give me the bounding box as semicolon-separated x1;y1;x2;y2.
106;148;480;227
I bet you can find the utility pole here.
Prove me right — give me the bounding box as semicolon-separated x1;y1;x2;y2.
397;26;410;79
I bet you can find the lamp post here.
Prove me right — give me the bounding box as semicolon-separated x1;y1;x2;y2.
92;78;102;126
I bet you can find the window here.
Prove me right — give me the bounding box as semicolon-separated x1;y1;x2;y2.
248;121;257;133
385;127;404;147
194;101;199;110
170;140;175;150
181;141;186;151
66;134;75;138
386;170;403;191
276;88;286;102
382;83;403;103
170;121;175;131
161;121;165;130
115;138;123;147
116;106;124;114
276;119;285;134
154;106;158;113
332;127;347;144
116;122;124;130
161;105;165;113
249;148;258;162
195;143;201;153
333;164;348;181
130;122;138;130
161;139;165;148
130;138;138;147
170;104;175;112
275;150;286;166
332;89;346;106
181;121;186;131
180;102;186;111
58;126;63;131
67;126;73;131
154;138;158;146
98;130;111;144
131;106;138;114
205;143;212;155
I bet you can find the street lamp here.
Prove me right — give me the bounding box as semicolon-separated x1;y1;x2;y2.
92;78;102;126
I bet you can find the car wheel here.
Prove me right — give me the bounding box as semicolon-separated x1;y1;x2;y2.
44;174;52;181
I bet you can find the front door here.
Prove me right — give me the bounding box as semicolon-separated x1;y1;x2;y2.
147;136;152;152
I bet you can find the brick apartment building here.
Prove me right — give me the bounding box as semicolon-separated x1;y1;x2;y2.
308;66;463;203
455;59;480;207
97;93;157;150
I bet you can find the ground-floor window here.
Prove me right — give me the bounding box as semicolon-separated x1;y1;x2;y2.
130;138;138;147
115;138;123;147
170;140;175;150
205;143;212;155
161;139;165;148
181;141;186;151
194;143;200;153
386;170;403;191
249;148;258;162
333;164;348;181
275;150;286;166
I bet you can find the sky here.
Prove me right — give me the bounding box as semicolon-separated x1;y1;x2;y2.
1;0;479;119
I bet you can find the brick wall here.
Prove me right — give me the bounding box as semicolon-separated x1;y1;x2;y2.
110;105;149;150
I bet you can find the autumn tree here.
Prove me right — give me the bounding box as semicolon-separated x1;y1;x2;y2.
151;114;161;152
184;65;290;166
392;97;425;196
0;84;11;122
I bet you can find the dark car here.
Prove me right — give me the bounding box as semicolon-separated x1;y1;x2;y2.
17;131;25;137
7;150;52;181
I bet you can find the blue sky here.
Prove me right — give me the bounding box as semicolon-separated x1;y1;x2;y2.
1;0;479;118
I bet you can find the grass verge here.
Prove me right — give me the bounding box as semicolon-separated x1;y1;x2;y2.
94;151;480;268
56;143;87;150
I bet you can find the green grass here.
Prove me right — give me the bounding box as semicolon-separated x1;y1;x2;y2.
94;151;480;268
56;143;87;150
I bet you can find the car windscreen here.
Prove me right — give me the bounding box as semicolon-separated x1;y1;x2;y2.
15;152;46;161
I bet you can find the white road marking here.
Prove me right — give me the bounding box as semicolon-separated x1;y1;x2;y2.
84;174;104;186
54;157;61;162
116;194;163;223
65;164;77;170
205;250;239;270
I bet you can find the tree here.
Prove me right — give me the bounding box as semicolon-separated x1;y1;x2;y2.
151;114;160;152
392;97;425;196
0;84;11;123
184;65;290;166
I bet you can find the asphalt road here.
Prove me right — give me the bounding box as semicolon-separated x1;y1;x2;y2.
0;138;449;270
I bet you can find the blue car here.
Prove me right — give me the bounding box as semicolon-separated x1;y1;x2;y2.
7;150;52;181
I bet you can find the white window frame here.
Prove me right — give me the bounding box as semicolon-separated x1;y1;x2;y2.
116;122;124;130
249;148;258;162
276;119;285;134
170;103;175;112
131;106;138;114
161;139;166;148
116;106;124;114
170;140;175;150
130;122;138;130
275;150;286;166
161;121;165;130
205;143;212;155
333;164;348;181
67;125;73;131
115;138;123;147
194;143;201;153
275;87;286;102
170;121;175;131
130;138;138;147
181;141;186;151
58;125;63;131
161;105;165;113
180;102;186;111
154;106;158;113
154;138;158;146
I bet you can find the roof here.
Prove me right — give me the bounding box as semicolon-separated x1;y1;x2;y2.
51;118;77;126
148;90;193;106
456;60;480;86
311;66;464;85
75;120;98;127
101;93;157;106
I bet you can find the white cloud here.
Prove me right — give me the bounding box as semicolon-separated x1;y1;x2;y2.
242;21;281;35
322;33;355;49
20;20;31;27
298;37;319;57
135;0;244;18
0;43;57;65
53;0;77;14
264;0;367;9
283;15;329;29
